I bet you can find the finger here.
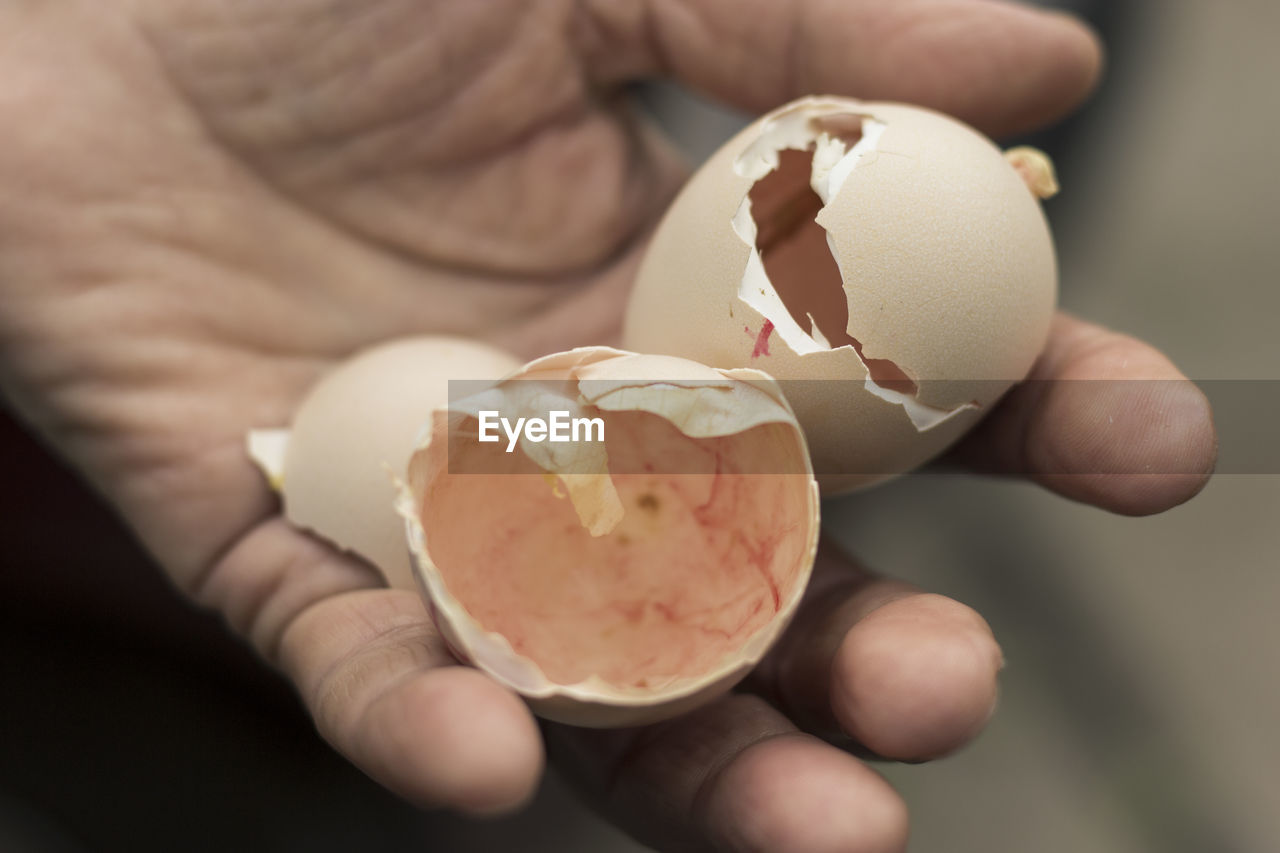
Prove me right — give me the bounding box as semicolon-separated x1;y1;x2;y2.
197;519;544;814
752;542;1002;761
283;589;544;815
581;0;1103;135
547;695;908;852
948;312;1218;516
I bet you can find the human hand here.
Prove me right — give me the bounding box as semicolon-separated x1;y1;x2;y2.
0;1;1214;850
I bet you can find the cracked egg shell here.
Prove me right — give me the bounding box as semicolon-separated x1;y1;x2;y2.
623;97;1057;493
399;347;820;727
254;336;521;590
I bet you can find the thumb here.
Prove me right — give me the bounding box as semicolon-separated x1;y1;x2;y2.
584;0;1102;135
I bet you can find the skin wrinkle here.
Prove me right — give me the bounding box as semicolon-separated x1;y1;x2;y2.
36;334;320;570
281;5;477;150
272;20;554;167
389;5;582;163
17;2;670;295
321;626;446;737
140;1;462;154
401;105;649;272
133;23;554;299
57;94;563;338
281;591;439;699
122;435;270;580
245;544;383;663
194;521;293;636
135;0;649;279
317;647;417;738
30;189;461;355
186;511;363;632
137;6;605;272
1029;332;1213;476
573;695;796;850
10;322;285;564
946;315;1215;513
133;18;425;261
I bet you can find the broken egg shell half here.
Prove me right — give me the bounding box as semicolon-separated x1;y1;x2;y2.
623;96;1058;493
248;336;521;590
398;347;821;727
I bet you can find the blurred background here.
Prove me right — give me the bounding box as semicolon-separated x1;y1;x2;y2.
2;1;1276;851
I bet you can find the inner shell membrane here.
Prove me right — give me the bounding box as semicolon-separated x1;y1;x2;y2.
747;138;918;395
421;408;812;690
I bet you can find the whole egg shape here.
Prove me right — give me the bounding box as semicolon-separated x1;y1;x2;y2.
624;96;1057;492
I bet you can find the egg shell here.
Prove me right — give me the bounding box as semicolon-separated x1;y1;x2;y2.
400;347;821;727
624;97;1057;491
278;336;520;589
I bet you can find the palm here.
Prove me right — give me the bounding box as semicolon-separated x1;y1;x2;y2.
1;0;674;583
0;1;1214;850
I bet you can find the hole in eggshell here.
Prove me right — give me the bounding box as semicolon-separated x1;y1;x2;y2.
729;104;981;431
809;113;865;146
747;141;918;395
418;409;812;689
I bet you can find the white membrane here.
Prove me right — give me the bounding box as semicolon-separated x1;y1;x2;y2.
730;102;972;432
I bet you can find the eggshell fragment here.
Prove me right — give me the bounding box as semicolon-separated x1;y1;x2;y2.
248;336;520;589
400;347;821;727
624;96;1058;492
